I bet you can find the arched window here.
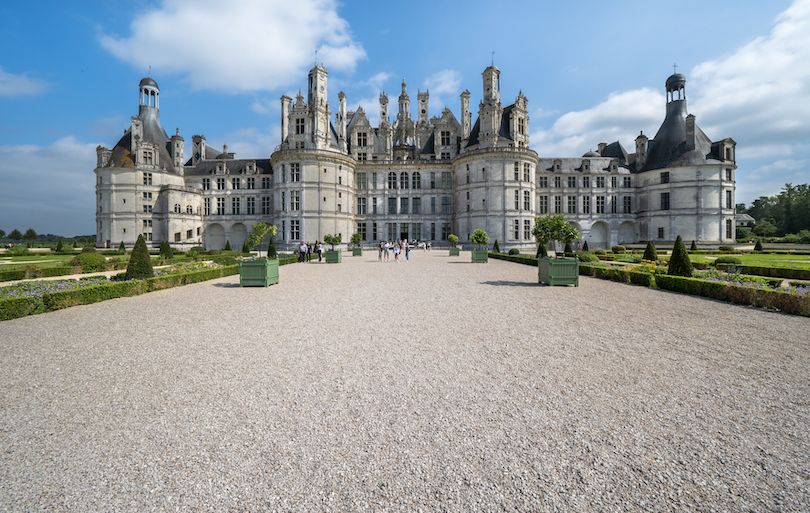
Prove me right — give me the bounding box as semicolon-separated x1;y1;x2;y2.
400;172;409;189
174;204;181;213
186;205;193;214
388;172;397;189
412;172;421;189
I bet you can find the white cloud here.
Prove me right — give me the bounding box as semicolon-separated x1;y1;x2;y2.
529;88;665;157
0;137;98;236
0;66;50;98
364;72;392;89
100;0;366;93
422;69;462;114
690;0;810;159
746;158;808;180
213;126;281;159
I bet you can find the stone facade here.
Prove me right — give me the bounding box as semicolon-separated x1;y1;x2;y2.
95;67;736;251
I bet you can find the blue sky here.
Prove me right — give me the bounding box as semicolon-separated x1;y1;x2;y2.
2;0;808;237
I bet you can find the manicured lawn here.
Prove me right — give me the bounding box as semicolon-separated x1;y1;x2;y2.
689;253;810;269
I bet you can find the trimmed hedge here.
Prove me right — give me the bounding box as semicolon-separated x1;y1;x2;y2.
737;266;810;281
0;297;42;320
0;270;27;282
488;253;538;266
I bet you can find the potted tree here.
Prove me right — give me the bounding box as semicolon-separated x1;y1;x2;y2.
534;214;580;286
323;234;342;263
351;233;363;256
470;229;489;263
448;234;460;256
239;223;279;287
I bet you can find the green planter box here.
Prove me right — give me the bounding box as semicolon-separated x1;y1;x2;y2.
325;250;342;263
449;247;460;256
538;257;579;286
239;257;279;287
471;249;488;263
352;248;363;256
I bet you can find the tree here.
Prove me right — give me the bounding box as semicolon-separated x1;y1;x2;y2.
582;240;589;252
754;240;763;251
245;223;277;258
493;239;500;253
8;229;22;243
118;241;126;254
642;240;658;261
224;240;231;251
350;233;362;248
159;240;173;260
470;229;489;250
0;229;5;239
24;228;37;245
125;234;153;280
324;234;342;250
56;240;64;252
668;235;693;277
447;234;459;247
533;214;579;258
690;240;698;251
753;220;777;237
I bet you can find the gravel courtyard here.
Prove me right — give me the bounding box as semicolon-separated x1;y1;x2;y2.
1;251;808;511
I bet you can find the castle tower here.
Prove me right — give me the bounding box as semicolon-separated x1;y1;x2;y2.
170;128;184;171
379;92;389;126
398;80;410;121
460;90;471;140
307;64;331;149
280;95;292;144
417;90;429;125
139;77;159;112
478;66;503;148
482;65;500;104
337;91;347;152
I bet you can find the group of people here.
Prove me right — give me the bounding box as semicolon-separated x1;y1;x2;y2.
377;239;429;262
297;241;324;262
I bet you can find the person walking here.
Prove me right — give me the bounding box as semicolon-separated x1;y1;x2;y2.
404;239;410;261
306;242;313;262
384;241;390;262
298;241;306;262
394;241;400;263
317;241;323;262
378;241;383;262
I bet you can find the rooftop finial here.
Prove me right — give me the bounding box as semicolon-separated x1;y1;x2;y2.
673;63;678;74
492;51;494;66
315;50;318;66
148;65;151;77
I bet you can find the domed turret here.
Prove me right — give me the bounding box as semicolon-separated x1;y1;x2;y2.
666;73;686;103
139;77;159;110
582;150;600;158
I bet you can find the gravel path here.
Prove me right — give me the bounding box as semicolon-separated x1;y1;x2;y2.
1;251;808;511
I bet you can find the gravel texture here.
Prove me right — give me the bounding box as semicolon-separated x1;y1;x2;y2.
1;251;808;511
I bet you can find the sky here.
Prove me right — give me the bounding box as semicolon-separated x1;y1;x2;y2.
1;0;809;237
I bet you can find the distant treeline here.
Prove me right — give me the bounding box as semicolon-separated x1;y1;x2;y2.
0;227;95;246
737;183;810;237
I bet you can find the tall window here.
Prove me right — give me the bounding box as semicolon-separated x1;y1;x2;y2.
567;196;576;214
582;196;591;214
400;197;408;214
291;220;300;240
623;176;631;188
142;172;153;185
357;132;367;146
513;219;519;239
431;223;436;240
611;195;617;214
388;172;397;189
523;163;530;182
290;163;301;181
358;152;367;162
660;192;670;210
441;223;450;240
357;172;367;190
412;172;421;189
514;162;520;180
232;197;241;215
514;190;520;210
524;190;531;211
441;197;451;214
726;169;733;181
281;191;286;211
726;190;732;209
726;219;733;239
291;191;300;210
400;172;409;189
216;197;225;215
412;197;421;214
596;176;605;188
204;198;211;215
358;222;367;241
524;220;531;240
554;196;562;214
441;172;451;189
232;178;240;190
217;178;225;190
387;223;397;240
596;196;605;214
295;118;305;134
372;172;378;189
388;198;397;214
660;172;670;184
247;177;255;189
202;178;211;190
262;196;271;214
246;197;255;215
413;224;422;240
611;176;618;188
539;196;548;214
583;176;591;188
623;196;632;213
518;117;525;135
538;176;548;188
372;197;378;214
567;176;576;188
372;223;377;240
357;197;367;215
430;172;436;189
431;197;436;214
658;227;664;239
441;131;451;146
554;176;561;188
262;177;271;189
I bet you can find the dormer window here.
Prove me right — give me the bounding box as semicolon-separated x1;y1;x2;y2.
582;160;590;171
295;118;305;135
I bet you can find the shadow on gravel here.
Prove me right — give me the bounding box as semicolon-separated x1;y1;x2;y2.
480;280;539;287
212;283;241;288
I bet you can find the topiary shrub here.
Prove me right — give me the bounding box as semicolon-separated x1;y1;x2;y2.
125;234;154;280
642;240;658;262
595;249;606;255
55;240;64;252
714;256;742;266
118;241;126;254
668;235;694;277
690;240;698;251
576;252;598;262
612;245;626;254
563;243;573;255
224;240;232;251
242;240;250;253
159;240;173;260
493;239;500;253
82;245;96;253
754;240;763;251
582;240;589;252
71;252;107;272
508;248;520;256
267;237;278;259
719;245;735;252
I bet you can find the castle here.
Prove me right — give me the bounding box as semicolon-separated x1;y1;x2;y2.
94;65;737;251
